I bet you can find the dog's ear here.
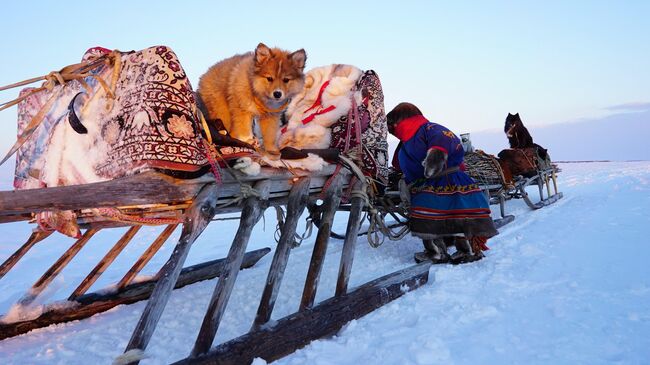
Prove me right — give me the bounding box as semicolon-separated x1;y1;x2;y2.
255;43;272;65
289;49;307;70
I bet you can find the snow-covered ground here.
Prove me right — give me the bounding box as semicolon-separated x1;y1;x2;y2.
0;161;649;364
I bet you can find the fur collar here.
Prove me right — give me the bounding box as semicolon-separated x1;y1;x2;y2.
393;115;428;141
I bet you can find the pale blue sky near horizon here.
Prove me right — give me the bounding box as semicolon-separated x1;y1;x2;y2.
0;0;648;151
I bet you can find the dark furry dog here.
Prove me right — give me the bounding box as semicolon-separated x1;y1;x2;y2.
504;113;548;159
504;113;533;148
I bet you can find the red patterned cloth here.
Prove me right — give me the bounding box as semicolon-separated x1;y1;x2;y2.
328;70;389;184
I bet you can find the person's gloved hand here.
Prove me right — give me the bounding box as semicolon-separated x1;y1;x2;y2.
422;148;447;178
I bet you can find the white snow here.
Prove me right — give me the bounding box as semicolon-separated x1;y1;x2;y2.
0;161;649;364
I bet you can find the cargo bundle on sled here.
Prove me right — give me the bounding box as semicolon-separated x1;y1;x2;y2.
0;46;432;364
463;136;563;228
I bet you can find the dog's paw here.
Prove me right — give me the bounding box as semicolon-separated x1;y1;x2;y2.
422;148;447;178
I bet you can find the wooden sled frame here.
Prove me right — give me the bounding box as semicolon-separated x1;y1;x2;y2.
510;166;563;209
0;165;432;364
327;162;564;241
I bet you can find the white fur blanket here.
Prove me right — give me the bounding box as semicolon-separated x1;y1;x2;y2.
278;64;363;150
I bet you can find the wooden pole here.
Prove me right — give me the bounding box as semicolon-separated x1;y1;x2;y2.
335;179;365;296
69;225;141;300
122;183;220;362
253;178;310;328
191;180;271;357
300;174;344;311
116;224;178;289
0;230;52;280
18;228;99;306
172;262;432;365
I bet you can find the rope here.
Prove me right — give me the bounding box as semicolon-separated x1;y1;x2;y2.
0;51;121;166
216;184;262;209
96;207;183;226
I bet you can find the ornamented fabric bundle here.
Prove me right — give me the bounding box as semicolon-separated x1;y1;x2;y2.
14;46;209;190
10;46;218;237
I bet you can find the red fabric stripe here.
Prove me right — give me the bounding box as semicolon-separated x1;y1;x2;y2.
410;213;492;220
304;80;331;113
428;146;448;154
412;207;492;214
302;105;336;124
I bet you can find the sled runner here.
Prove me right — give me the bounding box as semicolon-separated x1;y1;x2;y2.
0;46;432;364
466;147;563;217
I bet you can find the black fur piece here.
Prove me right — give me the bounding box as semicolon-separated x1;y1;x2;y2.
280;147;309;160
202;118;255;149
68;92;88;134
422;148;447;178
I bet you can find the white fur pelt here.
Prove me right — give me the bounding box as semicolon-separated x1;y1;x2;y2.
260;153;329;172
112;349;148;365
278;64;363;150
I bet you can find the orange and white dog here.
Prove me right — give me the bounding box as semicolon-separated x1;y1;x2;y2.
197;43;307;156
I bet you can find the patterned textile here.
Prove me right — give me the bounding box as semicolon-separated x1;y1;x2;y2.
14;46;209;189
328;70;389;184
395;116;498;239
11;46;219;237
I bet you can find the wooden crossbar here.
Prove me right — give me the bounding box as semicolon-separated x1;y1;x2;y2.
117;224;178;289
18;228;99;306
69;225;142;299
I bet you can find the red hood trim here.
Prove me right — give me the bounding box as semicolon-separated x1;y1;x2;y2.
393;115;428;141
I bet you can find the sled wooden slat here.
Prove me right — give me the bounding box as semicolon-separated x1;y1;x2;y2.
117;224;178;289
335;180;365;296
0;213;31;224
69;225;142;299
123;183;220;360
253;177;311;329
18;228;99;306
191;180;271;357
0;167;338;219
518;170;563;210
0;248;270;341
300;174;344;311
173;262;433;365
0;230;52;280
0;172;197;217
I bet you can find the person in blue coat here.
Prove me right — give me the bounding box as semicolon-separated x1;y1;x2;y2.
387;102;498;264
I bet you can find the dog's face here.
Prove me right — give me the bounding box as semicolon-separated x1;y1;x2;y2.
504;112;523;137
251;43;306;109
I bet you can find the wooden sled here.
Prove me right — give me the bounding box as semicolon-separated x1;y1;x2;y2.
0;165;431;364
509;165;564;210
0;46;422;362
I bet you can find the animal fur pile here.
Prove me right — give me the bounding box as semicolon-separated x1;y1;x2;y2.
279;64;363;150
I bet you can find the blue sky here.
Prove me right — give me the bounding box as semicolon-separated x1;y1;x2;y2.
0;0;648;150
